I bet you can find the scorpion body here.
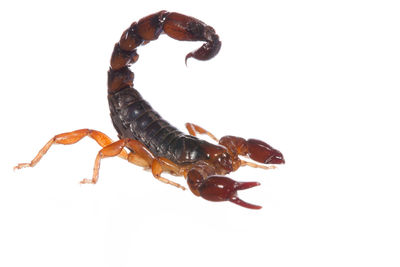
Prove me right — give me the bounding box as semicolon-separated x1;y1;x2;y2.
108;11;222;165
14;11;284;209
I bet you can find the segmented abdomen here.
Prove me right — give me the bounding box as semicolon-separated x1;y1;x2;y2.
108;85;208;165
106;11;214;165
108;85;181;153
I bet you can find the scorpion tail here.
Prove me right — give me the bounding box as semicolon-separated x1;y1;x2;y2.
163;12;221;64
108;10;221;93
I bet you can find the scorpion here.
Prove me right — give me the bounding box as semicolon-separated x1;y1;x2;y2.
14;11;284;209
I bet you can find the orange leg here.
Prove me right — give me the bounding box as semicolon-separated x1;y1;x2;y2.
185;123;219;142
14;129;127;170
14;129;185;189
80;138;185;190
240;160;276;170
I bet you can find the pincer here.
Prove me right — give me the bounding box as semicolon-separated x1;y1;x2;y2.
219;136;285;165
187;164;262;209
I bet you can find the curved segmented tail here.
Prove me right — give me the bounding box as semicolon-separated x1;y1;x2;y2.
107;11;221;157
107;10;221;93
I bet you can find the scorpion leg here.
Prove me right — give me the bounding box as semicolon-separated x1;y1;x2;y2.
13;129;127;170
14;129;184;189
81;138;185;190
185;123;218;142
151;159;185;190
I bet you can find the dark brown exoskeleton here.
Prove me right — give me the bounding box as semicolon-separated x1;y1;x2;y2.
14;11;284;209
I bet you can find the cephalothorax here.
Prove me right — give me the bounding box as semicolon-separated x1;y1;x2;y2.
14;11;284;209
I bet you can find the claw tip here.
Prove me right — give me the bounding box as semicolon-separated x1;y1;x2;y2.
230;196;262;210
185;53;193;66
235;181;261;190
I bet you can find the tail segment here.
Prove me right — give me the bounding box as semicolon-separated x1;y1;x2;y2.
107;10;221;93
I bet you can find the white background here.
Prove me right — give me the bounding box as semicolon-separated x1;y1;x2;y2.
1;0;399;266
